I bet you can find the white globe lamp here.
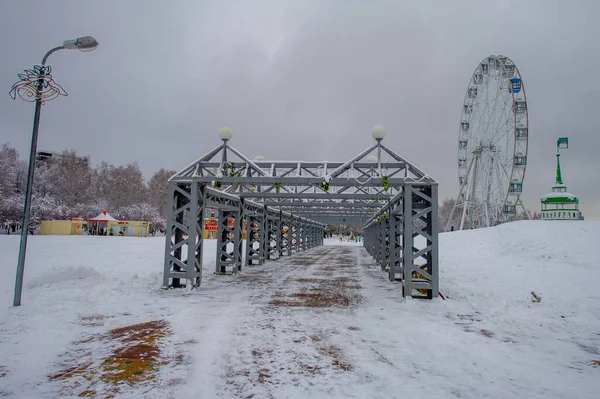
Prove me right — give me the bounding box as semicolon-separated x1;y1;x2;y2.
218;127;232;142
372;125;386;141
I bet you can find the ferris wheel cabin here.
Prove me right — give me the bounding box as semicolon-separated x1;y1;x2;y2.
504;202;517;216
514;99;527;114
514;153;527;168
516;124;528;140
510;77;522;93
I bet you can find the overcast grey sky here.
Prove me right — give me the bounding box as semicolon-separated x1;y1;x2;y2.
1;0;599;219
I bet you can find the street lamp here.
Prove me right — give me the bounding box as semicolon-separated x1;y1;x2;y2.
218;127;232;142
371;125;386;141
9;36;99;306
218;127;232;175
371;125;386;169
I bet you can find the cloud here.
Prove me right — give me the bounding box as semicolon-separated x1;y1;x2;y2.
1;0;598;219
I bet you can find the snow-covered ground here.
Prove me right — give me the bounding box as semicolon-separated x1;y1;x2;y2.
1;221;599;398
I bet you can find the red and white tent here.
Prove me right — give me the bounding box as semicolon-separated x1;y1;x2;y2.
87;210;117;223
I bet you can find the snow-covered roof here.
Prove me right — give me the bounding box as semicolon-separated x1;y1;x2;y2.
87;210;117;222
541;192;578;201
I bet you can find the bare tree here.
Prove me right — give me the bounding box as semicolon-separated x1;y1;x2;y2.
44;150;95;207
438;198;466;232
0;144;19;197
94;162;148;209
516;208;540;220
148;168;176;217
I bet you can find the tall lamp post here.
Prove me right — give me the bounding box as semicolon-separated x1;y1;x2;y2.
9;36;99;306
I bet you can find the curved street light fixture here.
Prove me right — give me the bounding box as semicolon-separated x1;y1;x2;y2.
10;36;99;306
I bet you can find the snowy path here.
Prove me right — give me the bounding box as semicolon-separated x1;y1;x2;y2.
166;243;600;398
1;222;600;398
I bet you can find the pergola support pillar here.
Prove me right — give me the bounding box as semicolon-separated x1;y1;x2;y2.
163;181;203;288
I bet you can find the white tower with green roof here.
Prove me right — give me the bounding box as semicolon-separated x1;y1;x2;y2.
541;138;581;220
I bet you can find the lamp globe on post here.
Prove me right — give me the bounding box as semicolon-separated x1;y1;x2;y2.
372;125;386;142
371;125;386;168
218;127;232;142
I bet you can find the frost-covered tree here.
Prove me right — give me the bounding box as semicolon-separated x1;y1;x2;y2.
516;209;541;220
29;195;65;229
438;198;466;231
0;194;24;225
33;161;55;198
0;146;174;233
113;202;164;231
94;162;148;209
148;168;176;217
0;144;21;197
44;150;95;207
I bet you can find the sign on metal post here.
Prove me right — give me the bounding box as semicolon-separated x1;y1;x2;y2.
557;137;568;149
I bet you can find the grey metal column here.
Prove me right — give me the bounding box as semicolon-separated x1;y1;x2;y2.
245;204;264;266
258;206;266;264
291;217;298;254
296;222;301;252
270;214;278;260
388;209;402;282
376;221;383;265
286;215;293;256
186;181;203;287
280;214;289;257
216;209;227;273
245;214;257;265
276;210;283;259
163;182;179;287
371;226;376;256
373;224;378;261
262;206;269;262
301;221;307;251
267;209;281;260
402;184;414;297
381;215;390;271
163;182;191;288
430;184;440;298
234;203;243;272
216;209;237;273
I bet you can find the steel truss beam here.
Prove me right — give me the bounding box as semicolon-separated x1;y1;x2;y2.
163;136;437;299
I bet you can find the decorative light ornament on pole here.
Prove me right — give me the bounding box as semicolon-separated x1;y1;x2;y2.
9;36;99;307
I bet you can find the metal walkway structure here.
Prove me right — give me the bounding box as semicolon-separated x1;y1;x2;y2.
163;126;439;298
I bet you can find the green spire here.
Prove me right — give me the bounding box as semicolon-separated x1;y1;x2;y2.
555;151;563;185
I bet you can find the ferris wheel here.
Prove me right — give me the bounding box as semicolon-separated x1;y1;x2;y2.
447;55;529;230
